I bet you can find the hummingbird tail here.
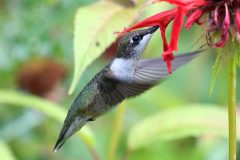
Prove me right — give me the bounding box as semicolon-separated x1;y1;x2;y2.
53;115;89;152
53;129;67;152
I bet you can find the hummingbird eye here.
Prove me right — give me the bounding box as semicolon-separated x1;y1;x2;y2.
132;35;143;43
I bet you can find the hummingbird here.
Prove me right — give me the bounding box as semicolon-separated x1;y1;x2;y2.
54;26;202;151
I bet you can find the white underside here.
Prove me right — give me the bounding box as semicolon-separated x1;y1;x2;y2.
110;58;135;82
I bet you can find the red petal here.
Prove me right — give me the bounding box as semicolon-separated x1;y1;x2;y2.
158;9;177;51
215;3;230;47
166;60;172;74
151;0;207;10
160;27;169;51
215;32;229;48
161;7;186;74
162;50;174;74
185;9;203;30
214;6;220;28
222;3;230;33
210;3;230;48
169;7;186;51
235;9;240;33
120;8;177;34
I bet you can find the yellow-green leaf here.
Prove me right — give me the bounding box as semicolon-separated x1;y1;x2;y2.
0;140;16;160
128;105;240;150
0;90;95;148
69;0;138;94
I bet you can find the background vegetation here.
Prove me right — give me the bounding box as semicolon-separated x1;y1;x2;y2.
0;0;239;160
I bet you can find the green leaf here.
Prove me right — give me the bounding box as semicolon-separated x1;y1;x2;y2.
0;90;95;148
69;0;138;94
128;105;240;150
210;41;240;94
0;140;16;160
209;49;223;95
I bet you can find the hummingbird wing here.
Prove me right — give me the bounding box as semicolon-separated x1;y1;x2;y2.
132;50;202;84
98;75;152;106
100;50;202;106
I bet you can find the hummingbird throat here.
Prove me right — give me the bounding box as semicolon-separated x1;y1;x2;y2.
110;58;136;82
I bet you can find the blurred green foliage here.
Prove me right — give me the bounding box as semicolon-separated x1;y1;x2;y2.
0;0;239;160
0;140;16;160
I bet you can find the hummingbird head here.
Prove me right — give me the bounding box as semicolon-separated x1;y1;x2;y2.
116;26;159;59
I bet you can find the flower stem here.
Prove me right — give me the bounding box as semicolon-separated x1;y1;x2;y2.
107;101;126;160
228;56;237;160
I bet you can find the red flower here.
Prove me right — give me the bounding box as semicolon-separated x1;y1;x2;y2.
120;0;240;73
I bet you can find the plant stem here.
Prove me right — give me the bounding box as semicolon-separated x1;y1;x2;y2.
228;56;237;160
107;101;126;160
82;137;101;160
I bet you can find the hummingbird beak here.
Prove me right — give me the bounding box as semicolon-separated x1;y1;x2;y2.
146;26;159;35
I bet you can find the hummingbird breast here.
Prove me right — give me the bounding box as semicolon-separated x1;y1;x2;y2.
109;58;136;82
